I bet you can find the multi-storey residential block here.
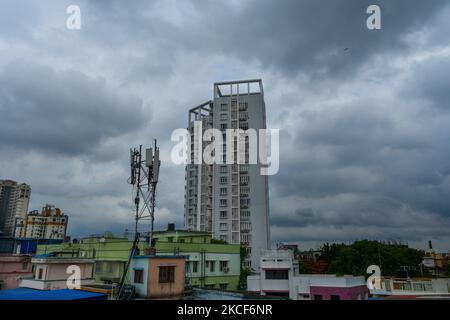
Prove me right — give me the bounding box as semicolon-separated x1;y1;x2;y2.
184;79;270;270
15;204;68;240
36;224;241;290
0;180;31;237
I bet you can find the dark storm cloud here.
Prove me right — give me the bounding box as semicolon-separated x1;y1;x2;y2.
402;56;450;110
0;61;148;157
220;0;448;78
81;0;448;80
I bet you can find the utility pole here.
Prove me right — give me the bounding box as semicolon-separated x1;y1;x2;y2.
116;140;160;299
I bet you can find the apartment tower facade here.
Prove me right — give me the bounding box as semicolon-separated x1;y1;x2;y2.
184;79;270;270
15;204;68;240
0;180;31;237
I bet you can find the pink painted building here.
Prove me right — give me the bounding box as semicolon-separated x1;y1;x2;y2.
20;256;95;290
131;255;186;299
310;285;368;300
0;254;33;290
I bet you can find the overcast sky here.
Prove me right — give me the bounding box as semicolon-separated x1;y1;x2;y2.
1;0;449;251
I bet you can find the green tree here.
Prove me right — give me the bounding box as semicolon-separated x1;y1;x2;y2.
318;240;424;277
238;246;251;290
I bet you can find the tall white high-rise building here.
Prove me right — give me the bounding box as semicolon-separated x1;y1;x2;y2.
184;79;270;270
0;180;31;237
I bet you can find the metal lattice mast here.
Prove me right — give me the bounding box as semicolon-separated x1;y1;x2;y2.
117;140;160;299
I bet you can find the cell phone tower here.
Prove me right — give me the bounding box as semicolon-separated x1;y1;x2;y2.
117;140;160;299
128;140;160;245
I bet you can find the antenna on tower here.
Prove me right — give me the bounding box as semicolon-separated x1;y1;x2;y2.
117;140;160;299
127;140;160;245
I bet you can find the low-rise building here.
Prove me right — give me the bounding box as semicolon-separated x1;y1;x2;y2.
36;224;241;290
247;250;368;300
370;277;450;298
151;224;241;290
291;275;369;300
247;249;298;297
422;249;448;278
20;255;95;290
131;255;185;299
0;254;33;290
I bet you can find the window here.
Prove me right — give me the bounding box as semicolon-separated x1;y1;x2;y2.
220;177;227;185
219;283;228;290
220;199;227;207
95;262;103;273
330;295;340;300
314;295;323;300
209;261;215;272
159;266;175;283
240;186;250;195
220;223;227;231
220;210;227;219
240;233;251;244
220;261;228;272
239;122;248;130
240;175;249;184
192;261;198;273
239;111;249;120
220;187;227;196
241;210;250;220
240;198;250;208
240;222;251;232
134;269;144;283
220;166;227;174
265;269;288;280
37;268;43;280
220;103;227;111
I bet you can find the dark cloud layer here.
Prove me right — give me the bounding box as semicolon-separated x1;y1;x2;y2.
0;61;148;157
84;0;448;79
